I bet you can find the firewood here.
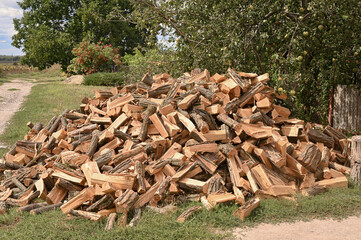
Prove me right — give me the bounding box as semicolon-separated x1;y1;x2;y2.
86;195;114;212
30;202;62;215
138;105;156;141
69;209;102;221
233;198;260;221
0;201;7;215
17;202;47;212
298;142;322;172
105;212;118;230
114;189;139;213
177;206;202;223
60;187;95;213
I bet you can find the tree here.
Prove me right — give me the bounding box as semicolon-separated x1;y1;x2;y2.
12;0;147;70
130;0;361;124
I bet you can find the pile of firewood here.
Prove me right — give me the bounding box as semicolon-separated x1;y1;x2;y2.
0;68;352;227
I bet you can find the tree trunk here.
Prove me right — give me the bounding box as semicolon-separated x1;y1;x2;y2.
350;163;361;184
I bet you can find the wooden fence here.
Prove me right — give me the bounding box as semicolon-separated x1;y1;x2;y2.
333;85;361;130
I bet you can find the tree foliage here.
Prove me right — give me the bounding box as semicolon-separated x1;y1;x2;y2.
130;0;361;123
12;0;147;70
67;40;122;75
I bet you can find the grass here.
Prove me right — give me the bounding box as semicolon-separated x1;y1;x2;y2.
1;64;65;83
0;184;361;239
7;88;19;91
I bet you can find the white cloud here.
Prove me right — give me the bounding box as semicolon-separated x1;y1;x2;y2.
0;1;23;55
0;47;24;55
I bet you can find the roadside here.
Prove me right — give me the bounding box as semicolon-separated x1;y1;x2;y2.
0;79;34;148
234;215;361;240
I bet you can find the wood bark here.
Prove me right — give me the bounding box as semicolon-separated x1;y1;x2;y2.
135;161;146;194
128;208;142;227
30;202;62;215
138;105;156;142
176;206;202;222
298;142;322;172
114;189;139;213
113;146;145;166
94;150;113;168
224;82;265;113
307;128;334;148
17;202;47;212
105;212;118;231
154;176;171;202
190;111;209;133
86;195;113;212
148;84;172;98
227;68;252;90
86;132;99;159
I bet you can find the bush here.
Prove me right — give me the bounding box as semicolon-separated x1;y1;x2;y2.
83;72;126;86
122;48;180;83
68;40;122;75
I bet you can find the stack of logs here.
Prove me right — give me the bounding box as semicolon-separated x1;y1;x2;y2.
0;68;353;227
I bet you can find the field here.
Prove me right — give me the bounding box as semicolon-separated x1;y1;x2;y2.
0;69;361;239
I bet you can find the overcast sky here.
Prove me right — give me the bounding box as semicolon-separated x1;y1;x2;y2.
0;0;23;55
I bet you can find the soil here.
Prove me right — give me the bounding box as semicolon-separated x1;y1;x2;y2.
0;79;34;148
233;215;361;240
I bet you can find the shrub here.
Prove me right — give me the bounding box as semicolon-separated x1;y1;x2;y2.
83;72;126;86
122;48;180;83
67;40;122;75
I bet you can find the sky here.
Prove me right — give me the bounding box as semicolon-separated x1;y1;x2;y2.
0;0;23;55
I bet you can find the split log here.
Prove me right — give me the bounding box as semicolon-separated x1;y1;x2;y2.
224;82;265;113
30;202;62;215
138;105;156;142
154;176;171;202
176;206;202;223
86;194;113;212
105;212;118;231
0;201;6;215
307;128;334;148
148;84;172;98
190;112;209;133
227;68;251;90
298;142;322;172
69;209;102;221
113;146;145;166
128;208;142;227
94;150;113;168
114;189;139;213
233;198;260;221
86;132;99;159
135;161;147;193
17;202;47;212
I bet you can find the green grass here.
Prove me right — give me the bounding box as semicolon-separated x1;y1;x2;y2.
0;184;361;240
7;88;20;91
2;64;65;83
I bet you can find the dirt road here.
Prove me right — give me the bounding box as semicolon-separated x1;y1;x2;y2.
233;215;361;240
0;79;33;148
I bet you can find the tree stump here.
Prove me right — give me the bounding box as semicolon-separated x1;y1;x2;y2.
350;136;361;183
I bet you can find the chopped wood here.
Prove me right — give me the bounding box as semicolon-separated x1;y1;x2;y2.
30;202;62;215
105;212;118;230
233;198;260;221
177;206;202;223
0;68;352;224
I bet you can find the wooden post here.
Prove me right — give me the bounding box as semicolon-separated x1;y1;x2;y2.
351;136;361;183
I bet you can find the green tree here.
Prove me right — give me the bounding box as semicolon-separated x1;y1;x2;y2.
12;0;147;70
130;0;361;124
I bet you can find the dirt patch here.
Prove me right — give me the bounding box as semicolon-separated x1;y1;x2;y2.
233;215;361;240
64;75;84;85
0;79;34;148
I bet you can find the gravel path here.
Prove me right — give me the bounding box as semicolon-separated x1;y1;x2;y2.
233;215;361;240
0;79;34;148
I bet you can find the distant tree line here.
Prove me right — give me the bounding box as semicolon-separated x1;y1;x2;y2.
0;55;21;62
